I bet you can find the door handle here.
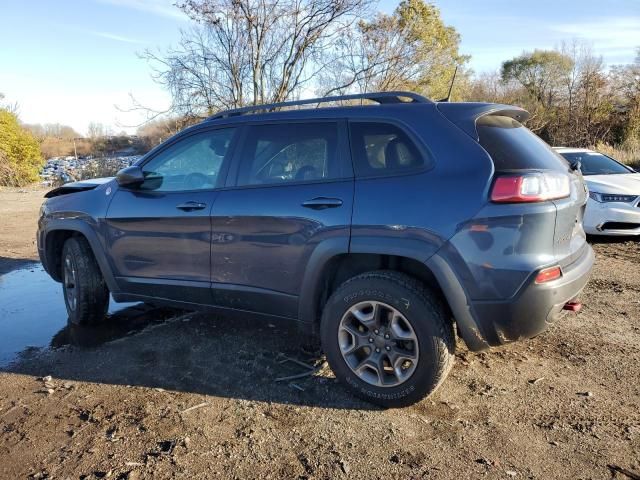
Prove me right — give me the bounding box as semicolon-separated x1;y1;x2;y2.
176;201;207;211
301;197;343;210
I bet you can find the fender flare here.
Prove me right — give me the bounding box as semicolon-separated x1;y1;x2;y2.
297;236;350;328
349;236;490;350
43;219;119;293
425;254;490;351
297;235;490;351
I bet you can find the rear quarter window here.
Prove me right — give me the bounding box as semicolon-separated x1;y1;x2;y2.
477;115;569;172
349;122;430;177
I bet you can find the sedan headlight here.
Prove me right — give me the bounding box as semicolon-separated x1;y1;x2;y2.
589;191;638;203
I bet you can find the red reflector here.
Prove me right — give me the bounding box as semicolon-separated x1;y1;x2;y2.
491;176;524;202
563;301;582;312
535;266;562;284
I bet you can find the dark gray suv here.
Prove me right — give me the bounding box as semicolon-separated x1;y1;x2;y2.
37;92;594;407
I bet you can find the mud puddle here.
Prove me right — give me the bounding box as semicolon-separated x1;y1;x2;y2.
0;263;183;366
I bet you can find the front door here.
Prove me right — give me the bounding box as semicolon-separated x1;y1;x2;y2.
105;127;237;304
210;121;353;318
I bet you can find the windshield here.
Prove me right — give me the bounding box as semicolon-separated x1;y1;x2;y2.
559;151;633;175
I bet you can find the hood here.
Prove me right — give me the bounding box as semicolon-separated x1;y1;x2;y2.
584;173;640;195
44;177;114;198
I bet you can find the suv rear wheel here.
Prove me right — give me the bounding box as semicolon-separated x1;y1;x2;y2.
321;271;455;408
61;236;109;325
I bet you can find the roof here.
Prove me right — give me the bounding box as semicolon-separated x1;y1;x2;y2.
206;91;431;121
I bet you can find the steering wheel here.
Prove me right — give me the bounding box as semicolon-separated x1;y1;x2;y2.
184;172;209;190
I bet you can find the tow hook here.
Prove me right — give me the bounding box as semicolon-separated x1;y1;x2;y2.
563;301;582;312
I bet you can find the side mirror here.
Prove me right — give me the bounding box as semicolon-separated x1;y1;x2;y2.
116;166;145;187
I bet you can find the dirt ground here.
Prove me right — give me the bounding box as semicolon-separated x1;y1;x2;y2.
0;186;44;271
0;187;638;480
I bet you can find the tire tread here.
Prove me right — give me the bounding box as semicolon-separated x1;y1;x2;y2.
322;270;455;407
62;236;109;325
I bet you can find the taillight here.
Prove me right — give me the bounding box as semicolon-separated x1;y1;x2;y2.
491;172;570;203
535;266;562;284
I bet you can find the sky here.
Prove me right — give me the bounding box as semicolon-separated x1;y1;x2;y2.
0;0;638;135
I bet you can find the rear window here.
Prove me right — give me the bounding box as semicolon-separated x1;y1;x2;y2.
236;122;342;186
477;115;569;172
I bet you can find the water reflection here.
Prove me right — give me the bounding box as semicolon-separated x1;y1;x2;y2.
50;304;184;349
0;263;183;366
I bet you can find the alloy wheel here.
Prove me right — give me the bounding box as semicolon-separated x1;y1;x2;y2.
63;255;77;311
338;301;419;387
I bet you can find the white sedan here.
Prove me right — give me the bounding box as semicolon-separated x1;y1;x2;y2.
554;148;640;236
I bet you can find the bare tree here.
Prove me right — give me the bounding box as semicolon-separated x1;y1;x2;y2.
137;116;193;149
23;123;80;140
87;122;106;139
318;0;468;99
556;41;614;145
611;47;640;148
140;0;370;118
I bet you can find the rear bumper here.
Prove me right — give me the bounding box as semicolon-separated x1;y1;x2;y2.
470;245;594;346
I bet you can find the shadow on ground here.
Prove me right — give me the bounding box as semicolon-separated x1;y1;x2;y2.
7;311;373;410
0;256;35;276
1;264;373;410
586;234;639;244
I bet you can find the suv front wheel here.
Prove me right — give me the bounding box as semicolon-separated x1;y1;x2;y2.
61;236;110;325
321;271;455;408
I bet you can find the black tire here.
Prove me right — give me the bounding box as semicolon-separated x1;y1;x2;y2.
320;271;455;408
61;236;110;325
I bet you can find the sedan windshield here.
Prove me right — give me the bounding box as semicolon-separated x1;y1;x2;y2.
560;151;633;176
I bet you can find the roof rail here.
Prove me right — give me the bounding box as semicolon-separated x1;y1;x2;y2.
207;91;431;120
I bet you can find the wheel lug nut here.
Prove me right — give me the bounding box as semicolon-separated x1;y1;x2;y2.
385;346;391;351
374;329;379;334
384;334;390;339
375;348;380;353
368;338;374;343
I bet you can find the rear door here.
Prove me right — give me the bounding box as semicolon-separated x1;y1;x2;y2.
105;127;237;303
209;120;353;318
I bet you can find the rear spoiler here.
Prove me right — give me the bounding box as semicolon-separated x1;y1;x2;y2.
436;103;530;141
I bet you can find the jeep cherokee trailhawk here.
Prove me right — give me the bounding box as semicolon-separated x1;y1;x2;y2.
38;92;594;407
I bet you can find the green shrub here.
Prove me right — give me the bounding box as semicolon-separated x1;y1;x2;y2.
0;109;44;186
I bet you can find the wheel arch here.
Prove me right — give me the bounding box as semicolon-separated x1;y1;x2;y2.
299;248;446;328
299;244;490;351
43;220;118;292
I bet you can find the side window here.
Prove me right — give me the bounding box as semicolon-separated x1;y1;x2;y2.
139;128;235;191
349;122;425;177
237;122;341;186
